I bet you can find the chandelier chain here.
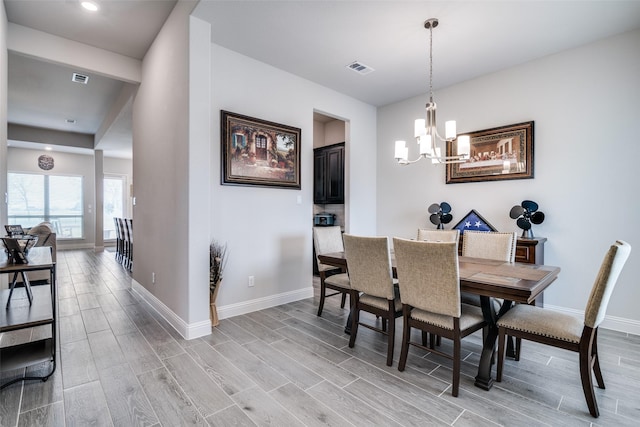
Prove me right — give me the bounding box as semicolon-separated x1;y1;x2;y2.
429;24;433;101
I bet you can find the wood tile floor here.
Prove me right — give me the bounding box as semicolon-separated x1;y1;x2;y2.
1;249;639;426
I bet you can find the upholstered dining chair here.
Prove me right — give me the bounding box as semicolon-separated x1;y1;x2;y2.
461;230;517;262
417;229;460;243
496;240;631;418
313;226;351;317
415;228;460;347
461;230;519;355
343;234;401;366
393;238;487;396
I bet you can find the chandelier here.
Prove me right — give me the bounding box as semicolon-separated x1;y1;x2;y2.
394;18;470;165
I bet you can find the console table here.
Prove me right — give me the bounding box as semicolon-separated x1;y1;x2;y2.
514;237;546;265
0;247;57;389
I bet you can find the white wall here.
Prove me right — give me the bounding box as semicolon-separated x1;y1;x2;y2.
7;147;132;249
212;44;377;315
377;29;640;333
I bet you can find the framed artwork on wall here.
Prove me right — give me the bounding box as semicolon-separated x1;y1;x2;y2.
221;110;301;189
446;121;534;184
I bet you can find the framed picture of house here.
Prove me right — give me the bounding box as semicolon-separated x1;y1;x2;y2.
446;121;534;184
221;110;301;189
452;210;497;235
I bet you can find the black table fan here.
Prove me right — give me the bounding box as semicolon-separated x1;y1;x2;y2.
428;202;453;230
509;200;545;238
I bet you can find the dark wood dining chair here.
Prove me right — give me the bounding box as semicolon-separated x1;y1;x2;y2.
344;234;401;366
313;226;351;317
393;237;487;397
496;240;631;417
113;217;123;263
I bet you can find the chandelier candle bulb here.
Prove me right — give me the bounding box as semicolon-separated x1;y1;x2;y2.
502;160;511;173
395;140;406;159
419;135;431;155
445;120;457;140
414;119;426;138
457;135;470;157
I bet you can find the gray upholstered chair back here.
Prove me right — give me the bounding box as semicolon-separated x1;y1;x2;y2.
313;226;344;269
343;234;395;300
462;230;517;263
393;238;461;318
584;240;631;328
28;222;57;262
417;229;460;243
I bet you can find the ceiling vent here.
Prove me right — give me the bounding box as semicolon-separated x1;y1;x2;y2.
346;61;375;75
71;72;89;84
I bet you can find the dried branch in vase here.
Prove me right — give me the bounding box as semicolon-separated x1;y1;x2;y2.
210;240;227;294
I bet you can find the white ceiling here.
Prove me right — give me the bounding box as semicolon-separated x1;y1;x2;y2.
5;1;640;157
4;0;178;158
196;1;640;107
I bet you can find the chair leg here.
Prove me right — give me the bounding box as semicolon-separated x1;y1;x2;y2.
591;331;605;389
421;331;428;347
580;345;600;417
340;292;347;308
317;275;326;317
348;294;360;348
452;337;460;397
381;318;387;332
496;328;506;382
398;307;410;371
429;333;437;349
386;303;395;367
515;337;522;362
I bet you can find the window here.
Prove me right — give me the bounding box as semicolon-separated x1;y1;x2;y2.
103;176;125;240
8;172;84;239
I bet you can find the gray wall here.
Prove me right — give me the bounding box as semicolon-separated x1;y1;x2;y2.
132;0;209;332
377;29;640;333
210;44;377;315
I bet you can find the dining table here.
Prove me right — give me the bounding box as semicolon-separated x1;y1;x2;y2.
317;251;561;391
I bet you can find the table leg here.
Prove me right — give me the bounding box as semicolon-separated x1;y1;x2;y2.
475;297;514;390
5;272;19;308
21;271;33;305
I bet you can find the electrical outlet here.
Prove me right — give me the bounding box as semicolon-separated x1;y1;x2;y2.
248;276;255;287
152;272;155;284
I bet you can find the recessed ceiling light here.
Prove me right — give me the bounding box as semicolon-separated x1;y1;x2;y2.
80;1;99;12
45;146;53;151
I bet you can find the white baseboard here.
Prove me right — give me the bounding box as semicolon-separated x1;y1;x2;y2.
217;287;314;320
131;280;314;339
124;283;640;339
58;243;95;250
131;279;212;340
544;304;640;336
